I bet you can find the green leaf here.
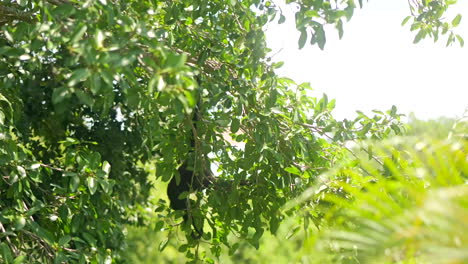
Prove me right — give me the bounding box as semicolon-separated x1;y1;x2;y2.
95;29;105;49
19;54;31;61
178;244;188;252
75;90;94;107
70;25;88;43
69;174;80;192
68;68;90;87
285;166;301;176
298;30;307;49
3;31;13;43
452;14;462;27
58;235;72;247
360;123;372;136
13;255;26;264
82;232;97;246
272;61;284;69
148;75;157;93
316;26;326;50
270;217;280;234
336;19;344;39
154;75;165;91
328;99;336;110
0;243;13;263
159;238;169;252
165;53;187;68
446;33;455;46
30;163;41;170
98;178;112;194
30;222;55;245
14;216;26;230
305;10;318;18
278;14;286;24
0;93;11;106
413;30;425;44
87;177;98;195
228;243;240;256
344;5;354;21
401;16;412;26
16;165;26;178
390;105;397;116
102;161;111;175
230;118;240;133
52;87;71;104
456;35;464;47
154;220;164;231
90;73;101;94
286;226;300;239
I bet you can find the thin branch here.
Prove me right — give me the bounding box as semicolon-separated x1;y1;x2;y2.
233;15;246;32
2;175;12;185
0;4;35;25
39;163;64;172
188;113;207;187
0;222;19;255
22;230;54;258
46;0;72;5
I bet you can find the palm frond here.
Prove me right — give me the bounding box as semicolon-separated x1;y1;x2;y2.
303;137;467;264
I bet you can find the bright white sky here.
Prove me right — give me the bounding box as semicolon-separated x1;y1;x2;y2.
266;0;468;120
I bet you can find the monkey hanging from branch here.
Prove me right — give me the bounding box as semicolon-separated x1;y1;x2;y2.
166;99;214;239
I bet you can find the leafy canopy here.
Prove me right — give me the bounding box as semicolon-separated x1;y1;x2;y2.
0;0;463;263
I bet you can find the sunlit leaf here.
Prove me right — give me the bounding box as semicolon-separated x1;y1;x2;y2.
452;14;462;27
87;177;98;195
68;68;90;87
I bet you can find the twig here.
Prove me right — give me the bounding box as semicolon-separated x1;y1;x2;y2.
0;222;19;255
22;230;54;258
39;163;64;171
0;4;35;25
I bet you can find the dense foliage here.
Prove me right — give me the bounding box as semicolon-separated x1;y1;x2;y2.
0;0;464;263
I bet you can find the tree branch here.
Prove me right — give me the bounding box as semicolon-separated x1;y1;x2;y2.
0;4;35;25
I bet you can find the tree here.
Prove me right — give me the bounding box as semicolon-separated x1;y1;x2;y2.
0;0;463;263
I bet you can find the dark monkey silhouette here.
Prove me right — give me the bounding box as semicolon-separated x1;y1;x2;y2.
166;108;212;239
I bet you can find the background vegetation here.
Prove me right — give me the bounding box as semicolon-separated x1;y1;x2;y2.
121;115;468;263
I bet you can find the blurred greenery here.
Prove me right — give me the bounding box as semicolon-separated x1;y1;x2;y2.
407;111;467;140
121;116;468;263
